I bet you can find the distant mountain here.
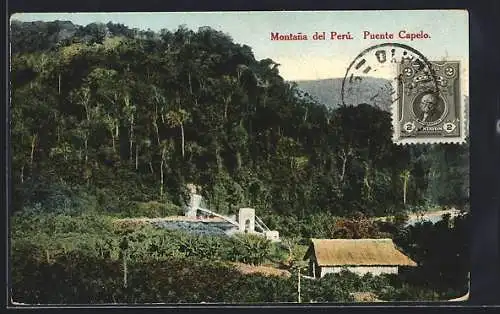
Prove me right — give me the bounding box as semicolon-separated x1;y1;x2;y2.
294;77;393;111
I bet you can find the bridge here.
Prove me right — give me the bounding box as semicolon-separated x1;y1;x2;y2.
185;191;279;242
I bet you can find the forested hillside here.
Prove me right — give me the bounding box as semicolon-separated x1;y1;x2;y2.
10;20;469;219
9;19;470;304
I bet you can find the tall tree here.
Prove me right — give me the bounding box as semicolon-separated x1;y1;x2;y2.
166;109;191;159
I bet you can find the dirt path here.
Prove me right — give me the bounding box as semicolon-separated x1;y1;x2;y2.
407;208;461;220
373;208;463;223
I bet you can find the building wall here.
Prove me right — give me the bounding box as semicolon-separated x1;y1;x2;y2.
307;255;322;278
264;230;280;242
185;194;202;217
320;266;398;277
238;208;255;233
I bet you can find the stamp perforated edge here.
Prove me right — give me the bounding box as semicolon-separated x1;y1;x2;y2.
391;67;468;145
340;42;468;145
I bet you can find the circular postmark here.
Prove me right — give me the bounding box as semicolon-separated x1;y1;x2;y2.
410;90;448;126
341;43;440;110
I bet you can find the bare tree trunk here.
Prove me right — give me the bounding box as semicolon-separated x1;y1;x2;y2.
129;115;135;163
160;159;164;197
341;160;347;183
215;145;222;171
30;134;37;167
58;73;61;95
363;162;372;200
188;72;193;95
129;138;133;163
135;144;139;170
340;153;347;183
339;147;354;184
149;161;154;174
111;132;116;152
298;268;301;303
84;138;88;163
154;122;160;146
180;125;185;158
403;175;408;205
107;117;118;153
224;97;229;121
123;251;128;288
154;104;161;145
20;165;24;183
236;151;242;170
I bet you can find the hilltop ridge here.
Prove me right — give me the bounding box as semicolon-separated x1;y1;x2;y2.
294;77;392;111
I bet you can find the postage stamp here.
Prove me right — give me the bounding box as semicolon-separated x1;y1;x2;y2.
393;60;465;144
342;43;467;144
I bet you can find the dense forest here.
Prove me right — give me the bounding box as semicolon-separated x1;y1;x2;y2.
9;20;470;304
10;20;469;218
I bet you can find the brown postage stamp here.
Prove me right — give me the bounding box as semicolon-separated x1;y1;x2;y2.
393;59;466;144
342;42;467;145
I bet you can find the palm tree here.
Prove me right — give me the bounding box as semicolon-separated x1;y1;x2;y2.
166;109;191;158
400;169;411;205
159;139;174;197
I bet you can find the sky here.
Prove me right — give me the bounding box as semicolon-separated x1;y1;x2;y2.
12;10;469;93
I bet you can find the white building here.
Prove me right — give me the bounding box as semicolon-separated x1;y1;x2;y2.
303;238;417;278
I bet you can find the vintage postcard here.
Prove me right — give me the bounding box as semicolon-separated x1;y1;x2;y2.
9;10;469;305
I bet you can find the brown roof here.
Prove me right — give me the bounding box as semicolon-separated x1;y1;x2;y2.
304;238;417;267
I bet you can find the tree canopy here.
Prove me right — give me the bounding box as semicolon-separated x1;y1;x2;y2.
11;20;469;219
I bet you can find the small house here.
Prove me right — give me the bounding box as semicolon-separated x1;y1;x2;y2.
303;238;417;278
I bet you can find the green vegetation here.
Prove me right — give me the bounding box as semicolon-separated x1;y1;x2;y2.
11;211;468;304
11;20;469;218
10;20;469;304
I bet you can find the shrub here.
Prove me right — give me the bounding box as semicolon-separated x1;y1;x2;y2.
227;234;273;265
14;178;99;216
11;250;244;304
299;272;355;303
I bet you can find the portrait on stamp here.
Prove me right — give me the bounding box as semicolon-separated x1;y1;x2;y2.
412;91;446;125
